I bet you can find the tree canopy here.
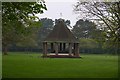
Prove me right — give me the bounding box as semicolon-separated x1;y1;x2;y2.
72;19;97;38
74;1;120;53
2;2;47;54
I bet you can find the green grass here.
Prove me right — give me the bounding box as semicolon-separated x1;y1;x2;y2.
2;52;118;78
0;52;2;78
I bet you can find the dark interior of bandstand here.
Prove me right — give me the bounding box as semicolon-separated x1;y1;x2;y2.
43;42;80;58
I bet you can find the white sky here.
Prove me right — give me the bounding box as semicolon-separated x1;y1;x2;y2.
36;0;82;26
35;0;118;26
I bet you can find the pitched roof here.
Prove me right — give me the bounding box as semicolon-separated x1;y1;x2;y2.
43;19;79;43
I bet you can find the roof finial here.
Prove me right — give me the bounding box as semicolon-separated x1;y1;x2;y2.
59;13;63;21
60;13;63;19
60;13;62;17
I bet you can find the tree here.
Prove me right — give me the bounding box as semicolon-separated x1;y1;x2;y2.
2;2;47;55
79;38;98;49
79;38;99;53
72;19;97;38
74;1;120;53
37;18;54;43
16;27;39;52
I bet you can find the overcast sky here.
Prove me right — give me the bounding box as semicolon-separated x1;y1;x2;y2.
36;0;82;26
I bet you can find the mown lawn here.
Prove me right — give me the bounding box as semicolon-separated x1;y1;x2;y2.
0;52;2;78
2;52;118;78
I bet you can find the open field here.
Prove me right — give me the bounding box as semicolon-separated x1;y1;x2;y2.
0;53;2;79
2;52;118;78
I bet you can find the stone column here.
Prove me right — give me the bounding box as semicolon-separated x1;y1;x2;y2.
77;43;80;56
43;42;47;57
55;42;58;55
75;43;79;57
73;43;76;56
69;43;72;56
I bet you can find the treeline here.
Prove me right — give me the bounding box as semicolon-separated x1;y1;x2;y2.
8;18;120;54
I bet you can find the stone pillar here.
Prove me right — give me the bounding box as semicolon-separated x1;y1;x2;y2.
77;43;80;56
43;42;47;57
55;42;58;55
69;43;72;56
73;43;76;56
75;43;79;57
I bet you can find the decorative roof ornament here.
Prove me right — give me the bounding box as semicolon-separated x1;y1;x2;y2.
60;13;63;18
59;13;63;21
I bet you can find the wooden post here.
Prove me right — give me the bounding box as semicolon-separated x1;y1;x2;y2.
43;42;47;57
55;42;58;55
69;43;72;56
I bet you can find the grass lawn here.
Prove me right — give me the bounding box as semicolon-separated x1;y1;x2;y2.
0;52;2;79
2;52;118;78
